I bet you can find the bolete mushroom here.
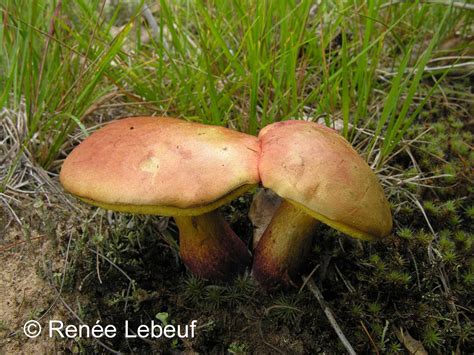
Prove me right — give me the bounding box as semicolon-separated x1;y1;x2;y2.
252;120;392;288
60;116;260;281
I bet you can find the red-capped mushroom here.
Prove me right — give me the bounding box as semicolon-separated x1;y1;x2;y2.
60;117;260;281
252;120;392;288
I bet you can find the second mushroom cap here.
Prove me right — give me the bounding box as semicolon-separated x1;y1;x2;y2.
258;120;392;240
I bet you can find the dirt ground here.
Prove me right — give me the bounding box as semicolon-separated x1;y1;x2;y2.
0;226;63;353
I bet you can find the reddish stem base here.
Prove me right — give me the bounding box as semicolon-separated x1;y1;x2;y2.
175;210;251;281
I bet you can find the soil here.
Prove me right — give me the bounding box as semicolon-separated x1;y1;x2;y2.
0;226;63;354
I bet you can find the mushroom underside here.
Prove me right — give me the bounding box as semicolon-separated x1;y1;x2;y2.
251;198;385;288
75;185;256;281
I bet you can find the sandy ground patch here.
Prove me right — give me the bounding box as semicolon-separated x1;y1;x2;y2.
0;225;67;354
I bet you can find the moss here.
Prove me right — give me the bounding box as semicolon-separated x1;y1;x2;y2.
423;201;440;216
397;227;413;240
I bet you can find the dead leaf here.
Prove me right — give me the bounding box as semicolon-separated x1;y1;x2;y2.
394;327;428;355
248;188;282;249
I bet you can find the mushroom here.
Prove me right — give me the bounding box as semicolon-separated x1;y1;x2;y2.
60;116;260;281
252;120;392;288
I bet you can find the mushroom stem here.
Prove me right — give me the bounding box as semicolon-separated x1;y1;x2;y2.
252;200;319;288
174;210;251;281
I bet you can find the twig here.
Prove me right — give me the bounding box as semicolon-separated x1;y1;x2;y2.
95;217;103;284
0;234;47;253
428;55;474;63
298;264;319;294
381;0;474;10
302;276;356;355
142;3;159;40
335;264;356;294
37;230;74;322
96;246;103;284
377;62;474;77
408;248;422;291
88;247;134;313
360;320;380;355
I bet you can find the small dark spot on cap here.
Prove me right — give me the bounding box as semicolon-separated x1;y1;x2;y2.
223;147;228;151
130;126;134;130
